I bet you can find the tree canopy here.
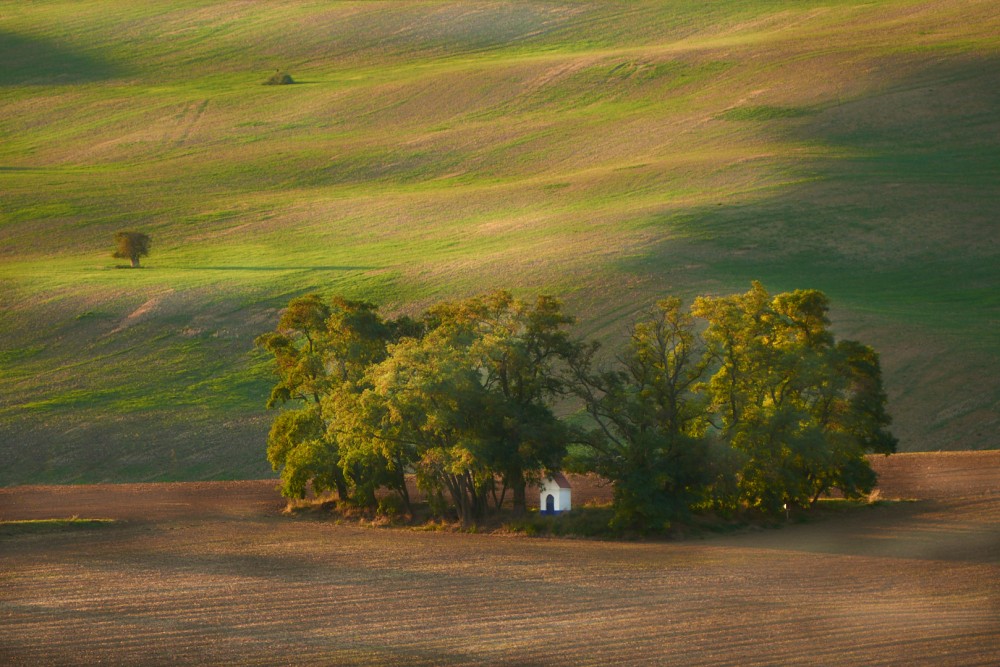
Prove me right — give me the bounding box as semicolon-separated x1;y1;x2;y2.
112;231;151;268
256;290;576;526
568;297;713;532
692;282;896;512
257;284;896;529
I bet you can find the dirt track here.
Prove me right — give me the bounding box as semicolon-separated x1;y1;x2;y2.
1;452;998;665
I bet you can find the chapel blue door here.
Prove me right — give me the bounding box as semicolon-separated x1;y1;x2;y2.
545;494;555;513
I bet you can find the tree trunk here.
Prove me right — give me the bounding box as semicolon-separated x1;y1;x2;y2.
395;469;412;515
443;474;470;527
332;468;350;503
491;479;508;512
130;256;140;268
511;473;527;517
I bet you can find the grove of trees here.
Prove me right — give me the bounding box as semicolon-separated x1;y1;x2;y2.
257;283;896;530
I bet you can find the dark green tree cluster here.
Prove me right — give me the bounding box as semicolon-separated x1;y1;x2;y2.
570;282;896;531
568;297;715;531
257;283;895;530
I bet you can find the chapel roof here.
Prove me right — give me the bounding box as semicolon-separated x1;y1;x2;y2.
548;472;572;489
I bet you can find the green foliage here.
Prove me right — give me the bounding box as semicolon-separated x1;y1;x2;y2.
376;493;406;519
256;295;403;503
263;71;295;85
258;290;576;526
568;283;895;525
357;330;495;525
255;294;332;408
260;284;894;531
342;291;577;526
569;298;713;531
265;407;344;499
692;282;896;513
429;291;577;514
112;231;151;268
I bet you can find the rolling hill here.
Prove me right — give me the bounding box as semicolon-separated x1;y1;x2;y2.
1;0;997;484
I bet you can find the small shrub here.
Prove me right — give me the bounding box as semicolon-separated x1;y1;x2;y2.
264;71;295;86
505;506;619;539
425;491;451;520
510;520;541;536
376;494;405;520
112;230;151;268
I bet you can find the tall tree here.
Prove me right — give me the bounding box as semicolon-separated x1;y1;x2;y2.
256;294;331;409
112;231;151;268
569;298;712;530
255;295;405;502
692;282;896;513
334;290;577;524
430;291;576;514
349;331;493;526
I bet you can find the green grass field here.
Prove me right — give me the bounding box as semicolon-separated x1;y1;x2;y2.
1;1;998;484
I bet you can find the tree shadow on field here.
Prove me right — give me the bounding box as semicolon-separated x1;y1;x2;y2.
711;499;1000;565
622;54;1000;332
0;31;126;85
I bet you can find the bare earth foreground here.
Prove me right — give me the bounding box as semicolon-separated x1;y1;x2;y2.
1;453;997;666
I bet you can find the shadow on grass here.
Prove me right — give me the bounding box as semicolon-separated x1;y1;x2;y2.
0;31;127;85
620;55;1000;317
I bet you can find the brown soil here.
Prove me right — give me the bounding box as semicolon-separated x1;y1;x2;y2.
1;452;997;665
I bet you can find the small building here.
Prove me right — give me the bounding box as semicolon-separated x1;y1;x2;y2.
539;472;572;514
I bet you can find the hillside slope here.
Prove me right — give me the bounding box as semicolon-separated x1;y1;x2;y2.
1;1;998;484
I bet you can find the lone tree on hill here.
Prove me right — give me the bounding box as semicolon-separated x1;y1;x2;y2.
113;231;151;268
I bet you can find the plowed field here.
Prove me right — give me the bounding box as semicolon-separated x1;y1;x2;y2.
2;452;998;665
